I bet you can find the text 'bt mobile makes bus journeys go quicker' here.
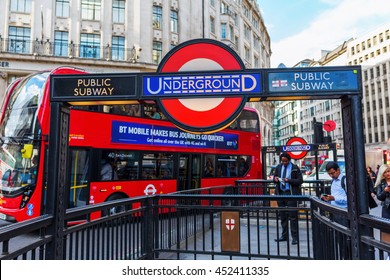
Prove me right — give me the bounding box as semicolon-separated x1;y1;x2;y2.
0;67;263;222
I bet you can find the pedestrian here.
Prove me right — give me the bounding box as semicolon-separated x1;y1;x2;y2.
373;164;390;243
272;152;303;245
376;164;380;177
238;157;249;176
322;161;347;209
204;158;214;177
374;164;390;219
366;172;378;209
366;166;376;183
322;161;351;258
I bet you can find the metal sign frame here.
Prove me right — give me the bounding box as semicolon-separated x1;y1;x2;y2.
47;38;369;259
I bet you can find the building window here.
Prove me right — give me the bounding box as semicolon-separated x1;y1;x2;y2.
153;6;162;29
8;26;30;54
221;23;227;39
310;107;314;117
112;0;125;23
55;0;69;17
221;1;229;14
253;35;260;49
10;0;32;13
111;36;125;60
233;13;238;26
252;18;259;30
324;100;330;111
254;55;259;68
244;24;250;40
81;0;101;21
54;31;68;56
243;5;249;18
229;25;234;41
210;17;215;34
80;33;100;58
170;10;178;33
152;41;162;64
244;46;250;61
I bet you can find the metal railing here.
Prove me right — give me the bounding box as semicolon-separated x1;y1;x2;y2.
0;181;389;260
0;37;141;63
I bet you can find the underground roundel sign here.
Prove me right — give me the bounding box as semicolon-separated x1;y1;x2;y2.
156;39;247;133
284;137;310;160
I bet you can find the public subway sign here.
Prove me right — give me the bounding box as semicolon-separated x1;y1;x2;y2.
142;72;261;97
51;73;138;103
268;69;360;93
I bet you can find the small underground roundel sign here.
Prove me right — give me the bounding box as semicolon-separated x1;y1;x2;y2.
284;137;310;160
156;39;247;134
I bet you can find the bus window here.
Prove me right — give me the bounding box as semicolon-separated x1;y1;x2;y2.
215;155;250;177
69;149;89;208
115;151;139;180
142;153;158;179
109;104;141;117
143;104;165;120
156;154;174;179
237;109;260;132
216;156;238;177
141;153;174;179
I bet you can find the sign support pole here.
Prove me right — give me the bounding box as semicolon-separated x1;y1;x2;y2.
45;102;70;259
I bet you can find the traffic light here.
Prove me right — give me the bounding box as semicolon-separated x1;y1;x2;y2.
313;118;324;143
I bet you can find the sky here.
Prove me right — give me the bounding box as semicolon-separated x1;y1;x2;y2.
258;0;390;67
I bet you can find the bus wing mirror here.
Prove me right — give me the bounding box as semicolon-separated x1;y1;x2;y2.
21;144;33;159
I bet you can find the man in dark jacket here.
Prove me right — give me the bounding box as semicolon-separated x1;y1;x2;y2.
272;152;303;245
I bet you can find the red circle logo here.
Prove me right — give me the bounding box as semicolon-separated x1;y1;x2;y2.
157;39;246;133
285;137;309;160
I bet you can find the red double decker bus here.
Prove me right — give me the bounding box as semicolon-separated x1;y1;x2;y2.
0;67;262;222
